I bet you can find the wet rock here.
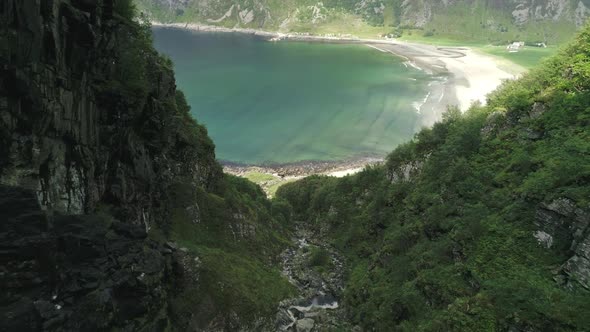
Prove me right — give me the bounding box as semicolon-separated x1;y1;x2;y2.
289;307;305;319
165;241;179;250
276;224;352;331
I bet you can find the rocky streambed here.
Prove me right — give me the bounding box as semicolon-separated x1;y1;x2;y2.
276;225;354;331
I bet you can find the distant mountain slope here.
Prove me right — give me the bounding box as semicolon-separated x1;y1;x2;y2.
136;0;590;43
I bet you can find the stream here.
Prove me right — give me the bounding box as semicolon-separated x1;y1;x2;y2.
275;224;352;331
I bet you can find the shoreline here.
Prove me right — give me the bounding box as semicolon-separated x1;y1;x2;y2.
152;21;518;119
222;157;384;179
153;21;518;178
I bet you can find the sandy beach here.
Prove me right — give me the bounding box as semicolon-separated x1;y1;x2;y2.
363;43;518;126
223;157;383;178
153;21;519;181
223;158;382;196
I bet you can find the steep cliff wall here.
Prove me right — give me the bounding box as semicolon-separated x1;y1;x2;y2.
0;0;220;228
0;0;220;329
0;0;292;330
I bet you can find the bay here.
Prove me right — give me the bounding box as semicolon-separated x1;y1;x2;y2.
152;27;432;164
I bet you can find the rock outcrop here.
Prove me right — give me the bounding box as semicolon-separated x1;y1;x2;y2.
0;0;221;329
0;185;176;331
0;0;220;228
535;198;590;290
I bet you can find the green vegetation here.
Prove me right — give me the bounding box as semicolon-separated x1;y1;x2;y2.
163;174;296;327
242;171;300;197
275;24;590;331
110;2;590;329
308;246;332;270
106;4;295;329
394;34;558;70
478;45;557;69
244;171;277;183
137;0;583;46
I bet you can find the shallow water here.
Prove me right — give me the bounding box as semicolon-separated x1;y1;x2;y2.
153;27;432;164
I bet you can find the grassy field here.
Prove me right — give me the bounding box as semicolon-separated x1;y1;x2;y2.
244;171;277;183
244;171;299;197
477;45;558;69
284;12;559;70
398;32;559;69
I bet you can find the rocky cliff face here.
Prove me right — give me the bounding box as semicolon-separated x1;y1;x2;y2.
0;0;222;329
0;0;220;228
0;185;177;331
535;198;590;290
397;0;590;27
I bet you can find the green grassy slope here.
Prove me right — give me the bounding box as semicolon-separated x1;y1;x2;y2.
136;0;584;45
275;23;590;331
161;174;295;328
137;0;587;68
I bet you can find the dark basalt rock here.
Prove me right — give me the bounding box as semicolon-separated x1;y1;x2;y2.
0;0;221;330
0;0;220;226
0;185;174;331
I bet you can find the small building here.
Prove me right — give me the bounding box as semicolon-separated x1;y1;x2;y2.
507;41;525;52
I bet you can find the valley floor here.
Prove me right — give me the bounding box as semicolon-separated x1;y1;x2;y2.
276;223;351;331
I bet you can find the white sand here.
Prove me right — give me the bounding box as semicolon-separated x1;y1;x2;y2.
438;48;516;111
366;42;519;117
326;167;364;178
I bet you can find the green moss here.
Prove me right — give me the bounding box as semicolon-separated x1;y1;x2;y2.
308;246;332;269
163;174;294;328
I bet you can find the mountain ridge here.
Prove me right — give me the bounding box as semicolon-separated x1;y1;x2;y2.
137;0;590;43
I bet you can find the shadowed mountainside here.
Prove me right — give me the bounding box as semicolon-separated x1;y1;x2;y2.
1;0;293;330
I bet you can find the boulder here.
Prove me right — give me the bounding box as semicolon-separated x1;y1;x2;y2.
296;318;315;332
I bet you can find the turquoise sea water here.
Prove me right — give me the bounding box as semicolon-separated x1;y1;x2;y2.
153;28;432;164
